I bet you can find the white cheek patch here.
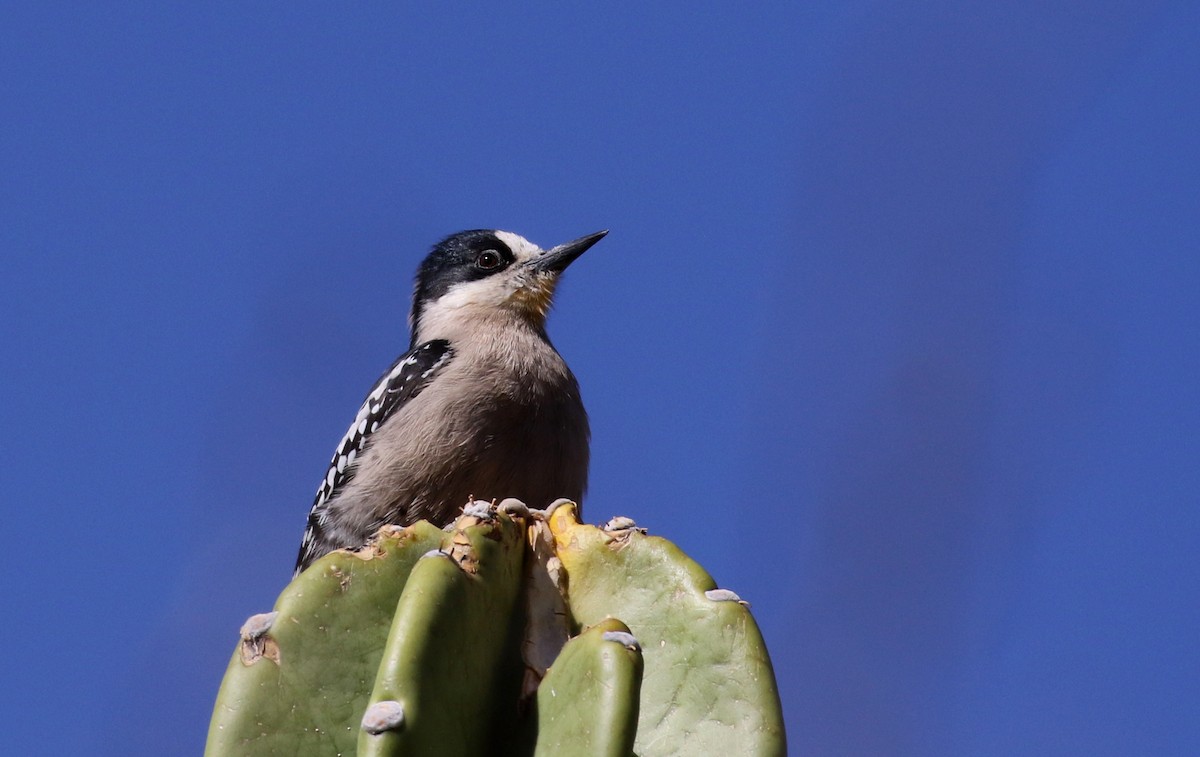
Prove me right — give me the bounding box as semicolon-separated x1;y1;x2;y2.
436;276;517;311
494;230;543;263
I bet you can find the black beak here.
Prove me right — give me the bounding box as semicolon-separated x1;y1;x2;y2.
532;230;608;273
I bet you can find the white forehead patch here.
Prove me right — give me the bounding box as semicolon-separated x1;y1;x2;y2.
494;230;542;263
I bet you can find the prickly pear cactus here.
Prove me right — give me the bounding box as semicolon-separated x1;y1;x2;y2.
207;502;785;756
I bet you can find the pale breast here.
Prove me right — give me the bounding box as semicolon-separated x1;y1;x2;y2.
347;333;590;527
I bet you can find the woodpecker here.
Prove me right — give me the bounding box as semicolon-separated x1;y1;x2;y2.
294;229;606;574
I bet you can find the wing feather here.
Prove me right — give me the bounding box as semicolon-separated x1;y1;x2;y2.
294;339;453;573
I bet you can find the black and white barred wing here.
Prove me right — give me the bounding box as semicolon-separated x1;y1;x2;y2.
295;339;453;573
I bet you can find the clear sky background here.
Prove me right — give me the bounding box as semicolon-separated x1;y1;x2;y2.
2;3;1197;755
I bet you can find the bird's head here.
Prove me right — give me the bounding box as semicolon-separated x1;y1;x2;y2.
409;229;606;344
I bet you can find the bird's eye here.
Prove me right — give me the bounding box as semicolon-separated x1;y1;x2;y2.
476;250;502;270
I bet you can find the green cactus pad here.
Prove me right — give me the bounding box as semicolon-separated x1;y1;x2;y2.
358;511;527;756
534;617;643;757
205;521;445;757
208;504;787;756
549;504;786;756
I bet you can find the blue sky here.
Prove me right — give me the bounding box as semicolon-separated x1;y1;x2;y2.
2;3;1197;754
